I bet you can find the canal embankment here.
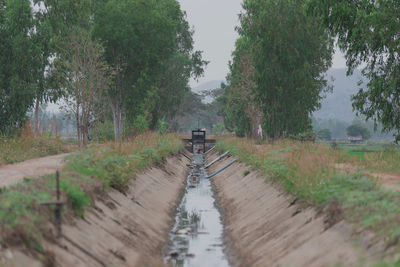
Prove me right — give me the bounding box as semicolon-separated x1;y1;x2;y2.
208;152;390;267
0;155;189;267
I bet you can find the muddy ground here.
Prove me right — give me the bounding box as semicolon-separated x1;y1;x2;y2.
0;155;189;267
207;152;392;267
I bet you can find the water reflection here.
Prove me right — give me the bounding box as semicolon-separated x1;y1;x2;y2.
166;154;229;267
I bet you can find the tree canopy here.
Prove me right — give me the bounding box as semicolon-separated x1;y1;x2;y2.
0;0;205;140
347;123;371;140
224;0;333;139
93;0;205;140
307;0;400;141
0;0;36;133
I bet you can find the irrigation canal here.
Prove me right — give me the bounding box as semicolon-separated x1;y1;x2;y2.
166;153;230;267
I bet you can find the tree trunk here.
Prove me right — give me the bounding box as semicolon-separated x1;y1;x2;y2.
34;98;40;137
75;106;81;147
110;100;123;142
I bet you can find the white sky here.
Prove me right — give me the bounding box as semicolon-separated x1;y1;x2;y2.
177;0;347;87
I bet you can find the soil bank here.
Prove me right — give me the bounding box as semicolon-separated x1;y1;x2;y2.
0;155;189;267
208;153;390;267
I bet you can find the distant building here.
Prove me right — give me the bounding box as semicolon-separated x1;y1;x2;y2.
348;135;363;143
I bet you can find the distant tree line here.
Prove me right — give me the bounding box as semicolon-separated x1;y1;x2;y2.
0;0;206;145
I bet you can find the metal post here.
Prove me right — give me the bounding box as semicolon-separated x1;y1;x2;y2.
55;170;62;237
39;170;64;238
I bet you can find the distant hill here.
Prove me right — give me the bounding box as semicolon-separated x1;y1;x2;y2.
194;71;364;121
313;68;364;122
192;80;224;93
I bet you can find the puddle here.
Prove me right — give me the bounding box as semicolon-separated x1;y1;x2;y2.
166;153;229;267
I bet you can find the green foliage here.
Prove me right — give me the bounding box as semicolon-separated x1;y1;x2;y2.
317;128;332;141
0;0;36;134
307;0;400;142
223;38;257;137
156;118;169;134
235;0;333;139
93;0;206;139
90;120;114;142
170;89;224;133
347;123;371;140
59;181;89;217
129;115;149;136
212;122;225;135
289;131;316;142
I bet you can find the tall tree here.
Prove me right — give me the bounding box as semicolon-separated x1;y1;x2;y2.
58;28;110;147
94;0;205;141
30;2;56;136
237;0;333;140
224;37;261;137
29;0;94;136
307;0;400;141
0;0;36;134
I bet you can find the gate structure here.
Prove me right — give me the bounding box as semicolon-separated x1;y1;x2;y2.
192;129;206;153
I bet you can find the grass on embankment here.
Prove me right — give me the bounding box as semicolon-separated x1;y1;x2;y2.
0;133;183;257
216;138;400;265
0;126;69;166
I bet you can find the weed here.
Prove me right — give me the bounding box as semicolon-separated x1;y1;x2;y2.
243;169;251;176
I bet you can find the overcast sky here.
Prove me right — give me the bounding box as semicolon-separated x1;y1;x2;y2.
177;0;347;87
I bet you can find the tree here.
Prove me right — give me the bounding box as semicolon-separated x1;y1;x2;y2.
28;0;95;136
316;128;332;141
94;0;205;141
224;37;261;138
347;123;371;140
237;0;333;140
0;0;36;134
58;28;110;147
307;0;400;141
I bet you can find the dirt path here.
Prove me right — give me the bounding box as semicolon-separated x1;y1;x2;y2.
336;163;400;191
0;153;72;188
209;154;389;267
1;155;189;266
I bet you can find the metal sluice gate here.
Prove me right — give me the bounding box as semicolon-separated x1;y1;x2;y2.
182;129;216;153
182;129;239;179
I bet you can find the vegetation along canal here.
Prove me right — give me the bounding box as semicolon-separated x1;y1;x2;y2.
166;153;229;267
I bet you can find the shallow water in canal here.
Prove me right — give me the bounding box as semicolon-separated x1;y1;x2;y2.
166;154;229;267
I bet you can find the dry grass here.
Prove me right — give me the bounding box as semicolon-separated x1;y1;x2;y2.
0;124;68;166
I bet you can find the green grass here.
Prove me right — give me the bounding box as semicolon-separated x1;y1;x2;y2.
336;143;400;174
0;133;183;257
216;137;400;265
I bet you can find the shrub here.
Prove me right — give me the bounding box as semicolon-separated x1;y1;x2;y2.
130;115;149;135
91;120;114;142
316;128;332;141
212;122;225;135
156;118;169;134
